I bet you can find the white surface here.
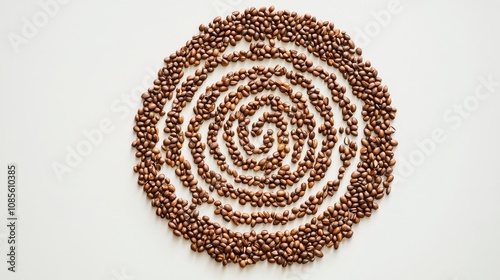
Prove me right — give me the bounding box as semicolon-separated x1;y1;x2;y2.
1;0;500;279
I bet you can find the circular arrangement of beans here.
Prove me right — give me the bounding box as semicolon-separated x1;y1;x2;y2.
132;6;397;267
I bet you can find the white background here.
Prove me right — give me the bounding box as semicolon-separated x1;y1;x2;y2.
1;0;500;279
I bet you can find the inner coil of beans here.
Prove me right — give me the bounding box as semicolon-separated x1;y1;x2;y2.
132;6;398;267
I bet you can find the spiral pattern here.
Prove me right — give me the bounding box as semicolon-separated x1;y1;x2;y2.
132;6;398;267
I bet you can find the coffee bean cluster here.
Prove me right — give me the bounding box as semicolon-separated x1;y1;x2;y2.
132;6;397;267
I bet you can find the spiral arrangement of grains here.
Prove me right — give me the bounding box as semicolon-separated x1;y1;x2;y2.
132;6;398;267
